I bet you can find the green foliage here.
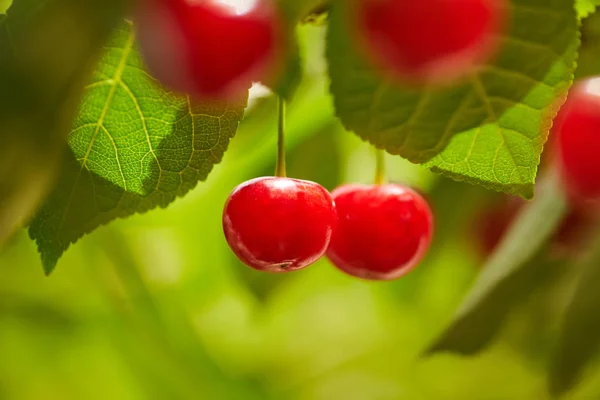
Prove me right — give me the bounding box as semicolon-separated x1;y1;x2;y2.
576;12;600;79
28;22;248;274
0;0;11;13
549;228;600;396
277;0;326;22
3;1;600;396
4;103;595;399
428;169;567;354
0;0;127;246
327;0;579;198
577;0;600;18
271;0;326;99
272;32;302;100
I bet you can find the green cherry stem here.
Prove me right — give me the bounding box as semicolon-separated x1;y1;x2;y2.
374;148;386;185
275;97;287;178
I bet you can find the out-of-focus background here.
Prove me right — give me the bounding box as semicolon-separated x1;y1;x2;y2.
2;1;600;399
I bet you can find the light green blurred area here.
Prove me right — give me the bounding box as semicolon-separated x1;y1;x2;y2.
0;0;10;13
2;23;600;400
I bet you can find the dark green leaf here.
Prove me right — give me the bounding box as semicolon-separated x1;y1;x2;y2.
272;30;302;100
0;0;127;245
327;0;579;198
272;0;330;99
575;11;600;79
270;0;327;100
277;0;325;22
29;22;248;274
549;229;600;396
427;170;567;355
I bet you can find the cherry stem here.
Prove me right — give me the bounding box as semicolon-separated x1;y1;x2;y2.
275;97;287;178
375;148;386;185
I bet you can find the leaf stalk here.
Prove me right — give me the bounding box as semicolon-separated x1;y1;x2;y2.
275;97;287;178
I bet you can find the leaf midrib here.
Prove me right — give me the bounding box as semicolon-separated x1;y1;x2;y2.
56;26;135;235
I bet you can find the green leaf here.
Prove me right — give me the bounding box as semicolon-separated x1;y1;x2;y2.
549;229;600;396
272;0;330;99
326;0;579;198
426;170;567;355
0;0;11;13
270;0;325;100
575;11;600;79
272;30;302;100
28;22;248;274
576;0;600;18
0;0;127;246
277;0;326;22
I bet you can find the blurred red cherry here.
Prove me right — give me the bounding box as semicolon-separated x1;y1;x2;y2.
135;0;285;100
554;77;600;203
352;0;507;85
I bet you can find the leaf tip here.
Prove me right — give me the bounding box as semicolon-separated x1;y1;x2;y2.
41;253;59;276
520;184;535;200
421;342;445;358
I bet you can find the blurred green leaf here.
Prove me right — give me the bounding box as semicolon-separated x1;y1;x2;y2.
0;296;77;330
284;123;342;191
577;0;600;18
270;0;327;100
549;229;600;396
29;22;248;274
0;0;11;13
575;12;600;79
0;0;127;246
277;0;325;22
91;228;266;400
272;31;302;100
427;170;567;355
326;0;579;198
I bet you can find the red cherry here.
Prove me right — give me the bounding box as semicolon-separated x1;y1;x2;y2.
134;0;285;100
554;78;600;202
326;184;433;281
222;177;337;272
352;0;506;84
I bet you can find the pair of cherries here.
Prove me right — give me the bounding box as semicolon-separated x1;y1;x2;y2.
135;0;506;100
222;176;433;281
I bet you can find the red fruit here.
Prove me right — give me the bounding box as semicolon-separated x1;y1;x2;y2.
223;177;337;272
353;0;506;84
554;77;600;202
134;0;285;100
326;184;433;281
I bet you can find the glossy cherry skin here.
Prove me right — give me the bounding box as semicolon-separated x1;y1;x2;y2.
135;0;285;100
326;184;433;281
554;78;600;202
353;0;506;85
223;177;337;272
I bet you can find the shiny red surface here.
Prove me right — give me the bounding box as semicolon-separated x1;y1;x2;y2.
355;0;505;84
135;0;284;100
555;79;600;202
326;184;433;281
223;177;337;272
